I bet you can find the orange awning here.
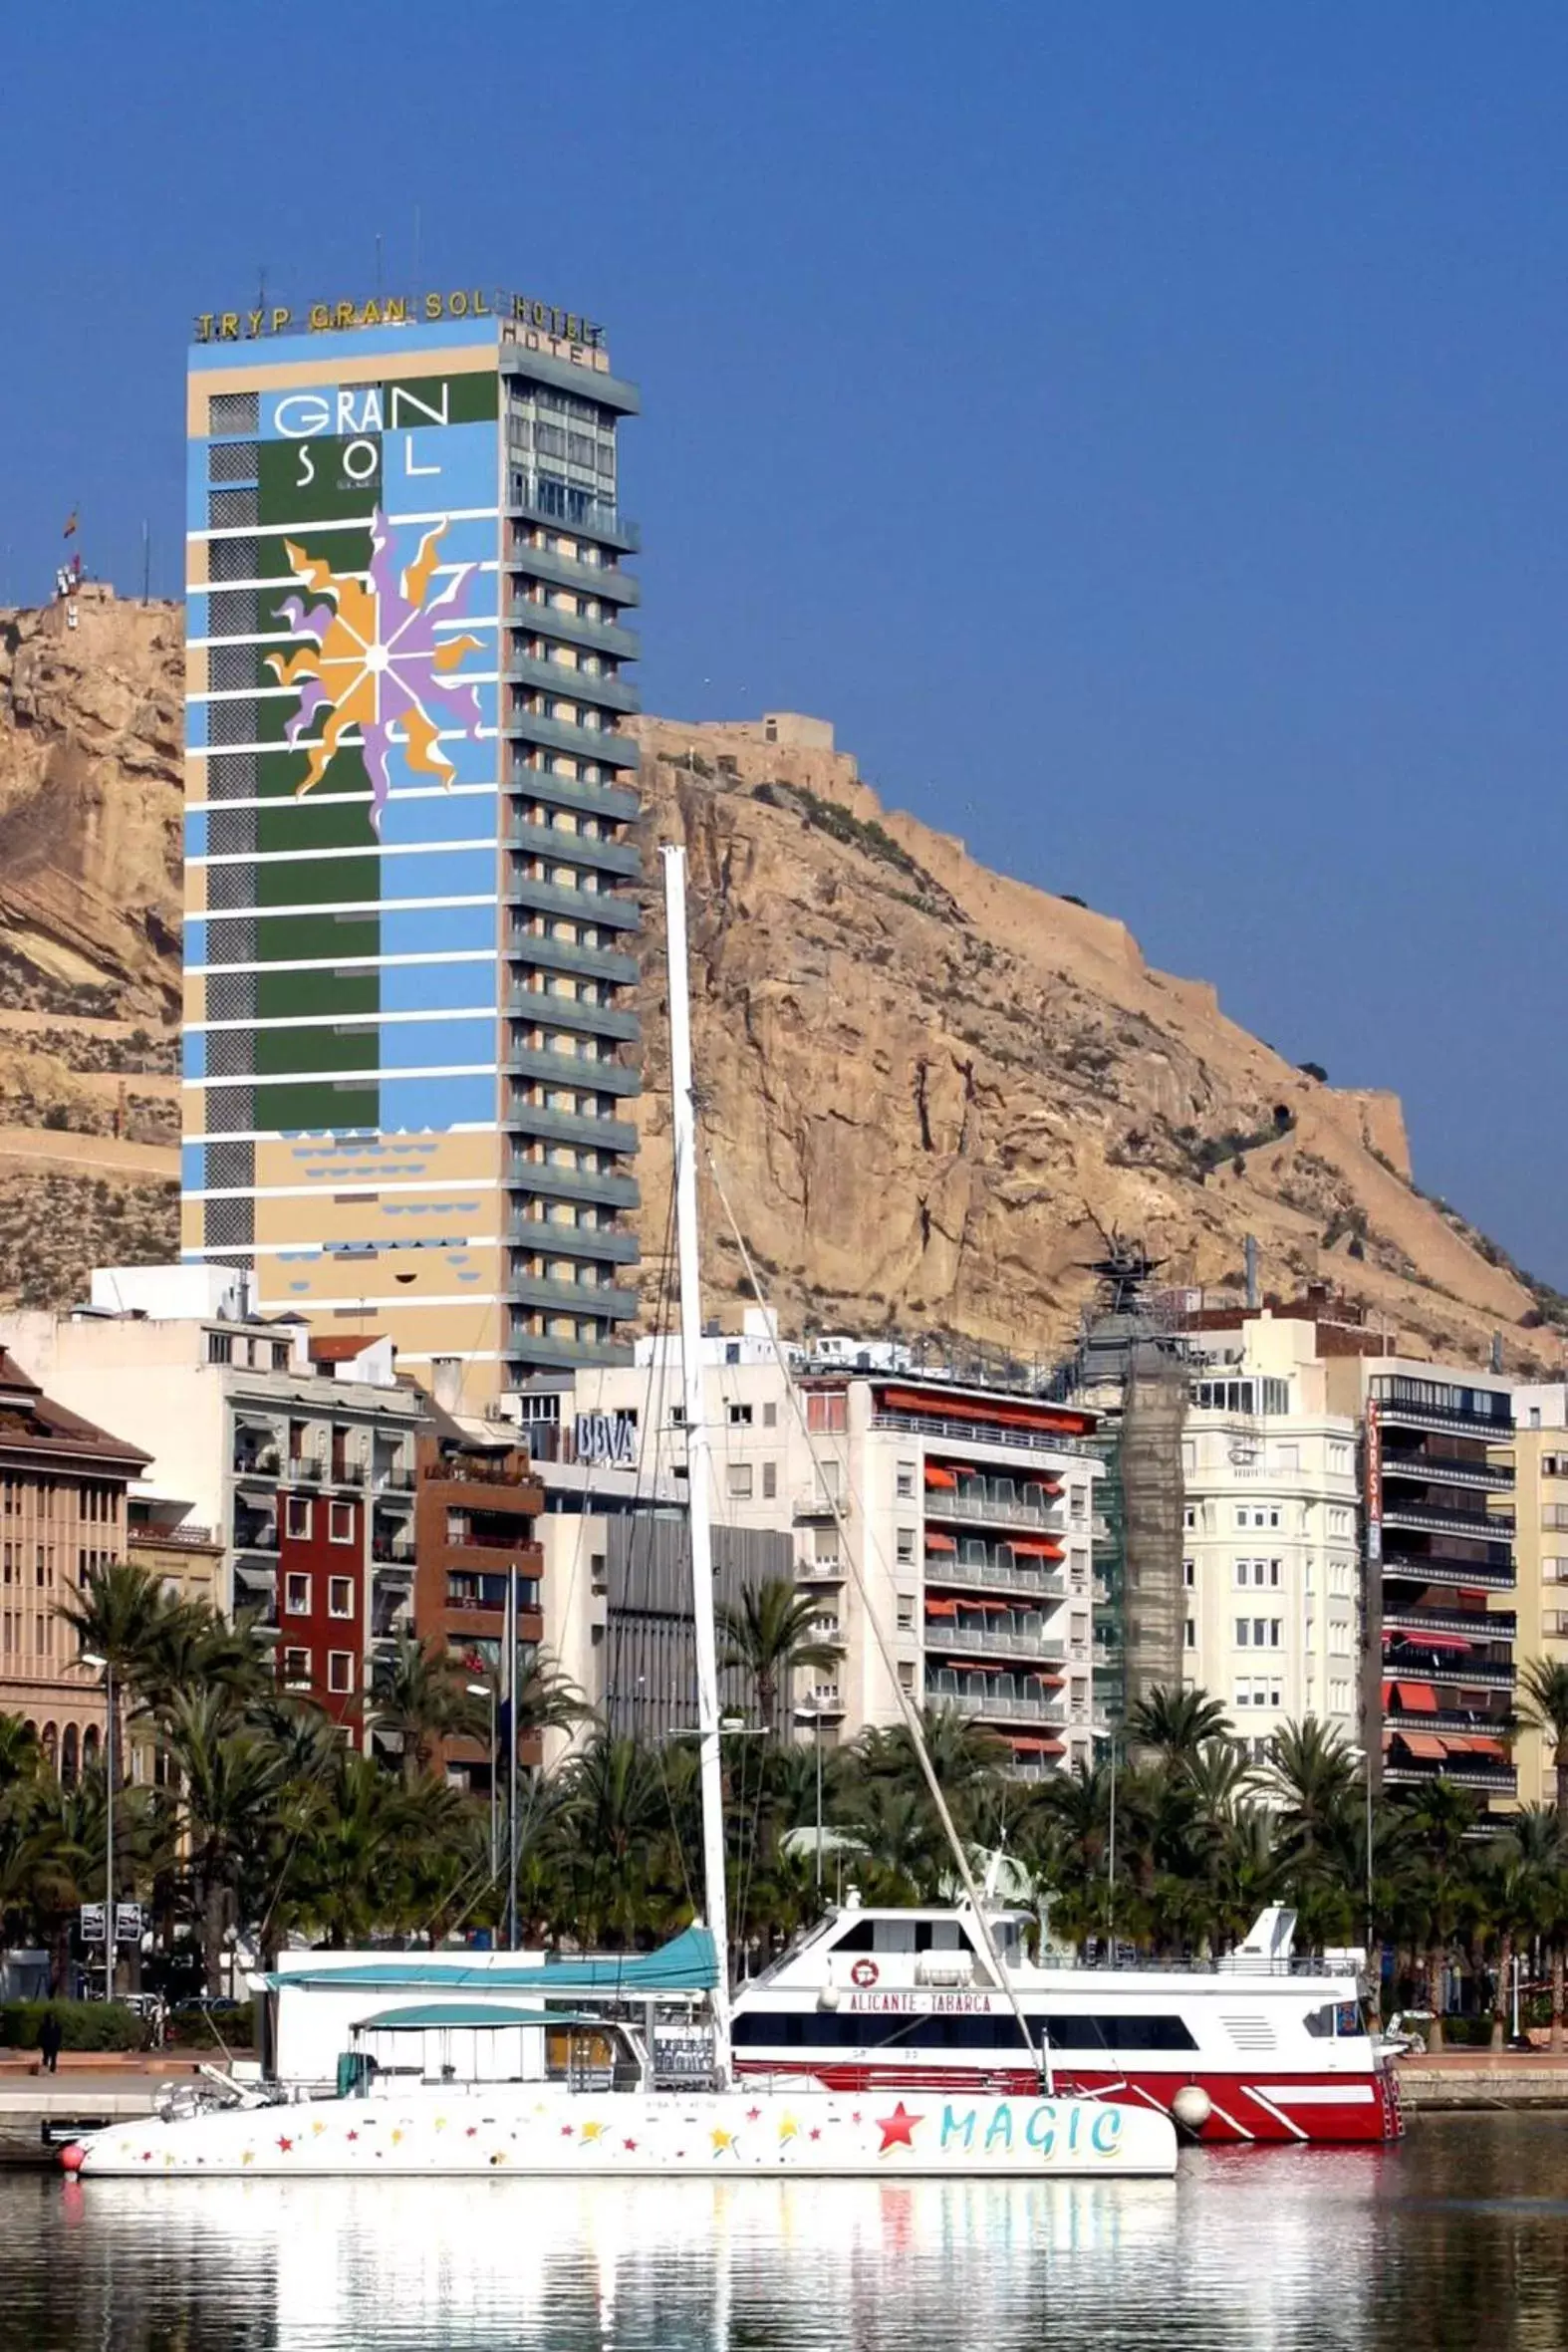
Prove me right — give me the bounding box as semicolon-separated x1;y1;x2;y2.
923;1531;957;1553
1395;1682;1438;1713
1399;1731;1446;1760
923;1465;958;1489
924;1598;958;1618
1008;1735;1066;1754
1006;1537;1064;1560
881;1387;1095;1438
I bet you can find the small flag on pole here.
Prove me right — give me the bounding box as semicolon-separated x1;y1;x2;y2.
63;512;78;539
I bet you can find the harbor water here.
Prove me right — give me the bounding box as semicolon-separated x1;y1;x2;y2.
0;2113;1564;2350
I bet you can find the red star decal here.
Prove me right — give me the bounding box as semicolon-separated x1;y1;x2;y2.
465;2126;477;2138
561;2124;574;2138
809;2128;821;2142
277;2136;294;2154
140;2151;152;2163
851;2111;863;2125
746;2106;761;2122
346;2130;359;2143
623;2137;638;2152
876;2102;922;2154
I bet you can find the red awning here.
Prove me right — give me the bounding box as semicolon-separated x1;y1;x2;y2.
1394;1682;1438;1713
1399;1731;1447;1760
1006;1537;1064;1561
1008;1735;1066;1755
924;1598;958;1619
1399;1633;1474;1654
967;1599;1011;1615
924;1465;958;1489
881;1387;1095;1438
1457;1589;1488;1608
923;1531;957;1553
1467;1736;1508;1760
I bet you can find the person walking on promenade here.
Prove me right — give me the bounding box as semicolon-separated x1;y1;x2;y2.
39;2010;63;2075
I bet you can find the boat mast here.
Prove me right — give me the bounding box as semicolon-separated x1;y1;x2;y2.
661;844;733;2082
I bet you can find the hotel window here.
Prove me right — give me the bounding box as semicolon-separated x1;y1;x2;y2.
286;1497;312;1540
283;1647;312;1689
1183;1506;1196;1530
727;1403;753;1427
1235;1507;1249;1531
285;1573;311;1616
328;1651;354;1695
896;1528;915;1565
1184;1617;1195;1650
726;1463;754;1501
763;1402;778;1429
1235;1619;1250;1647
207;1332;233;1366
896;1462;915;1499
1269;1560;1281;1587
806;1392;848;1434
328;1577;353;1619
896;1596;915;1632
1234;1685;1250;1708
1253;1618;1267;1647
762;1461;778;1500
1269;1620;1282;1648
329;1502;354;1545
1183;1559;1195;1588
1069;1487;1087;1527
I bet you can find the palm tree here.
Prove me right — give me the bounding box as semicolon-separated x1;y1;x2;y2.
57;1561;198;1702
0;1713;41;1793
1399;1776;1480;2050
718;1577;841;1733
1127;1685;1231;1764
370;1632;488;1781
1517;1659;1568;1817
160;1687;289;1990
554;1731;677;1946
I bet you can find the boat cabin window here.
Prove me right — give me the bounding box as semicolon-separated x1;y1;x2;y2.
732;2011;1197;2052
1303;2000;1368;2040
830;1918;970;1955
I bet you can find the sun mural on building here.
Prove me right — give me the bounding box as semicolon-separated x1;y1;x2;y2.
268;509;486;832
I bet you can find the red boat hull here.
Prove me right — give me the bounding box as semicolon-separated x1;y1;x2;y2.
734;2057;1403;2146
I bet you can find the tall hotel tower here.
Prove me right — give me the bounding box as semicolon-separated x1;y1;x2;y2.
182;295;643;1406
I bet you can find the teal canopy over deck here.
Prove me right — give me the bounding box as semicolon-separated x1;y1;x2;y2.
262;1925;717;1997
353;2004;606;2032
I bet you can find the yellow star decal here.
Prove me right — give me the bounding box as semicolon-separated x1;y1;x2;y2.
710;2127;734;2154
580;2120;607;2143
241;2150;255;2166
778;2114;799;2142
390;2128;404;2146
311;2121;327;2137
433;2117;447;2132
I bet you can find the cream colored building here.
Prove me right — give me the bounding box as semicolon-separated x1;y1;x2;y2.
1178;1313;1361;1756
571;1316;1101;1772
1503;1383;1568;1808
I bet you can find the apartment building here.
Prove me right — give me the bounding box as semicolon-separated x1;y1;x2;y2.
0;1266;422;1744
1496;1382;1568;1807
574;1317;1101;1772
0;1347;148;1773
1176;1314;1362;1756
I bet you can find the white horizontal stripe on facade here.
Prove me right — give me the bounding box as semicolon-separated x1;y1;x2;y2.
192;837;501;869
189;1120;500;1147
238;1290;511;1313
186;507;497;543
183;1237;504;1258
394;1351;506;1367
192;1006;496;1035
191;893;496;918
188;783;500;816
186;1176;504;1201
184;562;499;596
186;721;496;760
189;950;496;977
188;618;499;652
184;1063;498;1090
191;676;500;705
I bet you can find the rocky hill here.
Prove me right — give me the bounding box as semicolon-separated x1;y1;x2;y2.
0;590;1552;1371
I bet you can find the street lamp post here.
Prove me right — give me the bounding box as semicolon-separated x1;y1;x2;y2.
467;1678;498;1882
793;1703;826;1895
82;1650;113;2002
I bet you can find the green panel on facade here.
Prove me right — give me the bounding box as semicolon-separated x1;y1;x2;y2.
385;370;499;425
255;1081;379;1133
255;1021;378;1078
256;966;380;1022
252;525;373;585
254;747;366;804
254;856;379;909
257;797;377;858
253;915;380;963
258;440;382;531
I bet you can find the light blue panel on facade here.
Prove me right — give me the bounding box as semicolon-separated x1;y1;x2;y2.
377;1015;495;1071
187;699;208;750
381;904;496;958
383;420;497;513
387;712;497;792
183;1030;206;1081
382;847;496;901
181;1144;206;1190
380;788;500;849
381;1072;497;1133
185;919;208;967
192;316;498;374
380;957;498;1014
185;811;209;861
187;593;209;640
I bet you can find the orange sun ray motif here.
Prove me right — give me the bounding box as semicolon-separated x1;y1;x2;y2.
266;509;485;831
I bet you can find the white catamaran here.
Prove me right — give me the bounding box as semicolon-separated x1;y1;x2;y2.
64;849;1175;2184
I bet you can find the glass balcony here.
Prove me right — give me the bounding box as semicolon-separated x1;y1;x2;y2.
509;600;641;664
505;875;642;933
503;538;641;609
505;819;643;878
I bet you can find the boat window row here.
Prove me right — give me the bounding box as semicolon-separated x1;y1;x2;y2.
732;2012;1198;2051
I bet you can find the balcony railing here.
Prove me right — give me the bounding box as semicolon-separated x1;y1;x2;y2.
375;1464;417;1492
1381;1499;1514;1540
923;1625;1066;1663
1386;1653;1515;1689
871;1409;1099;1462
233;1522;279;1554
925;1555;1065;1603
1382;1450;1513;1492
289;1456;326;1486
1383;1606;1515;1641
233;1448;280;1480
928;1686;1064;1724
923;1488;1063;1532
1382;1553;1514;1591
332;1460;367;1488
372;1539;417;1568
1385;1758;1516;1792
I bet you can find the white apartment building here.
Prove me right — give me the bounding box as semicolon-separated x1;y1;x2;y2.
571;1316;1102;1772
0;1265;422;1742
1178;1313;1362;1756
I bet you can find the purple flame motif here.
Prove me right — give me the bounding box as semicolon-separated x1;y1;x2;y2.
266;509;486;833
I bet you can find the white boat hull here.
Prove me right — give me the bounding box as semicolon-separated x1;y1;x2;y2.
70;2083;1176;2180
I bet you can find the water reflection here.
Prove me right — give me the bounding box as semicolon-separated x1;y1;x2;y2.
5;2119;1568;2352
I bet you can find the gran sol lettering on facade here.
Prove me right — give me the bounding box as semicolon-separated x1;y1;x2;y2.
193;290;604;349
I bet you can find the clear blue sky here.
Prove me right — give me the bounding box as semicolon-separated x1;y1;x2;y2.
4;4;1566;1287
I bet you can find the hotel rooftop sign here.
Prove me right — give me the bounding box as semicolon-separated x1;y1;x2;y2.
192;288;605;349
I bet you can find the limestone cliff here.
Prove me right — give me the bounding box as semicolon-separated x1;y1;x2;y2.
628;716;1549;1373
0;594;1549;1372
